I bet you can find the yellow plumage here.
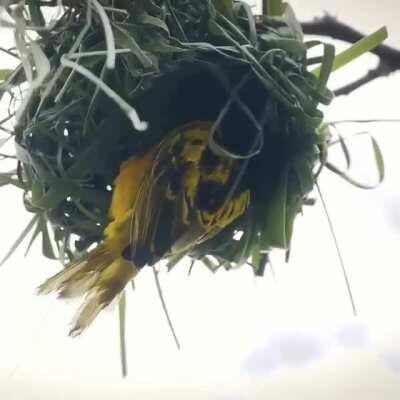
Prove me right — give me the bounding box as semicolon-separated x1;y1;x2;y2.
38;121;250;335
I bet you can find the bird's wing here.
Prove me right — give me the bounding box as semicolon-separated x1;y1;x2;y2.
124;121;251;266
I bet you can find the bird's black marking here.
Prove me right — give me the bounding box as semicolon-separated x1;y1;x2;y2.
195;181;228;213
200;147;220;174
122;245;151;269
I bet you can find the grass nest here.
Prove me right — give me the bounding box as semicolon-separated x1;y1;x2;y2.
0;0;386;275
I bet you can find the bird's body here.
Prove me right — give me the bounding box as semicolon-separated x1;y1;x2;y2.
38;121;250;335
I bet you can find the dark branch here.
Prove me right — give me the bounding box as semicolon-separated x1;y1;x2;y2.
301;15;400;96
333;65;384;96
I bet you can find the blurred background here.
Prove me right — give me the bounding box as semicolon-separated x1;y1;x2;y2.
0;1;399;399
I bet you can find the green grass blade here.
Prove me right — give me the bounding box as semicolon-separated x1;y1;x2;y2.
337;133;352;170
371;136;385;183
283;3;303;41
294;158;314;195
118;291;128;378
260;168;288;249
0;214;40;267
262;0;268;15
0;172;24;189
316;183;357;316
312;27;388;76
268;0;284;16
315;43;335;90
24;217;42;257
152;266;181;349
0;69;13;81
39;214;58;259
327;134;385;189
213;0;234;20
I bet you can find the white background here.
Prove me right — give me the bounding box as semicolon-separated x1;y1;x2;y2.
0;1;399;399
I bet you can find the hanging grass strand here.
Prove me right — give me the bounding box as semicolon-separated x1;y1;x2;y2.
90;0;116;69
60;57;148;132
316;183;357;316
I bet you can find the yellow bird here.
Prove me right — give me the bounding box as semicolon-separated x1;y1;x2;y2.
38;121;250;336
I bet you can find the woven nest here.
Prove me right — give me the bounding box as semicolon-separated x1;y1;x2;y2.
2;0;336;274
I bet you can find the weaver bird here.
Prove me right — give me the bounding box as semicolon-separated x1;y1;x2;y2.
38;121;250;336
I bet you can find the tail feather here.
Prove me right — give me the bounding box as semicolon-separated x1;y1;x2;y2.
37;244;138;335
68;258;135;337
37;244;110;296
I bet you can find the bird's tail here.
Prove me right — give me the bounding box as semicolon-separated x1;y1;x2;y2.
37;244;138;336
